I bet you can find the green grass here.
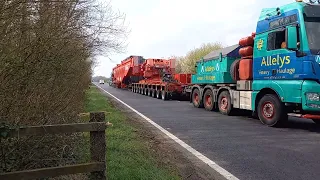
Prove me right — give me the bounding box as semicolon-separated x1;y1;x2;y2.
84;86;181;180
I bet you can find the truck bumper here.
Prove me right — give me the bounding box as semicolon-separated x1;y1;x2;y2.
288;113;320;120
302;80;320;112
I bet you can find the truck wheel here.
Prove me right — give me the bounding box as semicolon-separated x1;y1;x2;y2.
312;120;320;125
156;90;161;99
204;89;214;111
257;94;288;127
192;88;203;108
161;90;168;100
218;90;233;115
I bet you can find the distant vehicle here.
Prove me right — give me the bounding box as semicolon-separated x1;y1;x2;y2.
99;80;105;84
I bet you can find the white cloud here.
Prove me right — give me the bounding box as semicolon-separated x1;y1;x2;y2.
94;0;294;77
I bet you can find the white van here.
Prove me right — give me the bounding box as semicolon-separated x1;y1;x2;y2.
99;79;105;84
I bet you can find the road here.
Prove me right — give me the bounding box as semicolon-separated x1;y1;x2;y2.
96;83;320;180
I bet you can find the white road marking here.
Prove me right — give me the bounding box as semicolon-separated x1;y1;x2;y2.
95;84;240;180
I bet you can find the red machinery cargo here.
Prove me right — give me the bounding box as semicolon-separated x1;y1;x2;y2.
111;56;191;101
130;58;190;100
111;56;145;88
174;74;192;84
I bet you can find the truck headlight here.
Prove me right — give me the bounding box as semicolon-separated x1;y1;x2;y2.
306;93;320;101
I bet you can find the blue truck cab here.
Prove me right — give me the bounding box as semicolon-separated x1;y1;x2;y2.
189;1;320;127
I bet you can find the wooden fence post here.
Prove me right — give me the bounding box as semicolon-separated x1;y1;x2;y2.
89;112;106;180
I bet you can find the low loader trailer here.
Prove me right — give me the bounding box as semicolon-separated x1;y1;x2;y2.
131;58;191;100
188;0;320;127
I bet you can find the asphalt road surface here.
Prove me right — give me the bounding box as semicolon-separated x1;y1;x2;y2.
96;83;320;180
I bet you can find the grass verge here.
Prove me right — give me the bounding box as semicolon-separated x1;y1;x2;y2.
84;85;181;180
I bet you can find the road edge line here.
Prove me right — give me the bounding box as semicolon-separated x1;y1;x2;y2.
95;84;239;180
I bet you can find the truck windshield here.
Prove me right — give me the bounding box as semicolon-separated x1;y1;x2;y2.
304;17;320;55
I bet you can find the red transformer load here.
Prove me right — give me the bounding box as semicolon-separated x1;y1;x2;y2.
111;55;191;100
110;56;145;88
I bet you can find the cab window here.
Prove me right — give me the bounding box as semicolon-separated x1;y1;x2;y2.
267;29;286;50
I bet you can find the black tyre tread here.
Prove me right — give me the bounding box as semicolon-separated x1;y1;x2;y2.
312;120;320;125
257;94;288;127
203;89;214;111
161;90;168;101
192;88;203;108
218;90;233;115
156;90;161;99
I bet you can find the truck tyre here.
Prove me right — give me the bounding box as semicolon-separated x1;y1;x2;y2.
156;90;161;99
152;89;156;98
161;90;168;101
257;94;288;127
218;90;233;115
192;88;203;108
312;120;320;125
204;89;214;111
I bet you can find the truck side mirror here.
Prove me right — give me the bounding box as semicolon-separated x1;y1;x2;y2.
286;26;298;50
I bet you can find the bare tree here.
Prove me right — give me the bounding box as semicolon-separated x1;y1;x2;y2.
0;0;129;176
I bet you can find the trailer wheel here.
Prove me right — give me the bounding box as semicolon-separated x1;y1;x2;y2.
145;89;148;96
156;90;161;99
148;89;152;97
257;94;288;127
161;90;168;100
192;88;203;108
151;89;155;98
218;90;233;115
204;89;214;111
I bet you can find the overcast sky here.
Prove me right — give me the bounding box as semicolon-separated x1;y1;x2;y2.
93;0;295;77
